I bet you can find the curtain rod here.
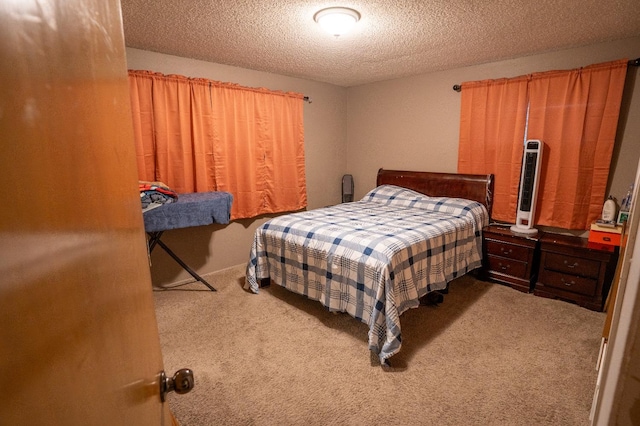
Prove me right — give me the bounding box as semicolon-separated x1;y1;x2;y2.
303;96;312;103
452;57;640;92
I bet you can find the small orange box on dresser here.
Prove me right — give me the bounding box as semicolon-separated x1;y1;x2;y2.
588;223;623;246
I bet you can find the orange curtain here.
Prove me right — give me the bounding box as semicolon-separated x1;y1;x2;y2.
128;70;307;219
128;73;156;181
458;59;627;230
458;76;530;222
128;71;216;192
528;59;628;229
211;84;306;218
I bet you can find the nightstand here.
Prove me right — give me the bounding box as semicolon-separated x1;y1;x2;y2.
535;233;618;311
482;224;540;293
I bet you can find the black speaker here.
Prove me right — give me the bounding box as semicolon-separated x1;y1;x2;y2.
342;174;354;203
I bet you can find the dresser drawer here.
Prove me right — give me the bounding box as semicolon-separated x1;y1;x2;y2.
539;269;598;297
543;252;601;279
487;255;528;279
535;233;619;311
485;239;530;262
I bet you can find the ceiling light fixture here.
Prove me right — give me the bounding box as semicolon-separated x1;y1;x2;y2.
313;7;361;37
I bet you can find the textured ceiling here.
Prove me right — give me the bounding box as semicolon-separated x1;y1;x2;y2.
121;0;640;87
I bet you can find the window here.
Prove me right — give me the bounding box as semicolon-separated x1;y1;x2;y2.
128;70;307;219
458;59;628;229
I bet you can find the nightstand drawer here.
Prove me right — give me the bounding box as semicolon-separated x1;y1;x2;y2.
539;269;598;297
485;239;530;261
481;225;540;293
543;252;601;278
487;255;528;279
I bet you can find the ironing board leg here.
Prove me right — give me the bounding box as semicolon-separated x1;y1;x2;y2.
147;232;217;292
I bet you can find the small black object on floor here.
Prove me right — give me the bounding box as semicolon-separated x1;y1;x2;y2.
419;291;445;306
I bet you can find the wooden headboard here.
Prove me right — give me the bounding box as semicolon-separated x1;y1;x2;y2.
376;168;494;219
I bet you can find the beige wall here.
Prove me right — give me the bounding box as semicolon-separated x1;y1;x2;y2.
347;36;640;206
126;48;348;285
127;37;640;285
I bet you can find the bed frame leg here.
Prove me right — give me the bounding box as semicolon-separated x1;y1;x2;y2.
259;278;271;287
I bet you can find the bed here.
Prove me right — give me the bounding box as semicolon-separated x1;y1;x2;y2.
245;169;494;366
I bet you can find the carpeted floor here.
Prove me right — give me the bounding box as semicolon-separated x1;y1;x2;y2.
153;264;605;425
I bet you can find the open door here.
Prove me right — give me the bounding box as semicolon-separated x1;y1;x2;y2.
0;0;179;424
591;158;640;425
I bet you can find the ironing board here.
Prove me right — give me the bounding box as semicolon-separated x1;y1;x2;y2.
143;191;233;291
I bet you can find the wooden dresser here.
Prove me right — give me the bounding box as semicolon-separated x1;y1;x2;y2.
482;224;540;293
534;233;618;312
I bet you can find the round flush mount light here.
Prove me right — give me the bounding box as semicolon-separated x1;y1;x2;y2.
313;7;361;37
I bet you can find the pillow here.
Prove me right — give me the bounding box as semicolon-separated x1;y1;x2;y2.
361;185;430;208
417;196;482;215
420;196;489;230
362;185;488;228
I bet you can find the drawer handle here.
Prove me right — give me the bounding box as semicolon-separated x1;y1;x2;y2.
498;263;510;271
564;260;579;268
500;248;513;255
561;278;575;286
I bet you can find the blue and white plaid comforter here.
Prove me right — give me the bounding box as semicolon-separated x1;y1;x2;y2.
245;185;489;363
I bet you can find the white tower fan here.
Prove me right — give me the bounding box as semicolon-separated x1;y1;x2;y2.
511;139;543;236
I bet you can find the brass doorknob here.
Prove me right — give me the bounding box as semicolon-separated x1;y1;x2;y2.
160;368;194;402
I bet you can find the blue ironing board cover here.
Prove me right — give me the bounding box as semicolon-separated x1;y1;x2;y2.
143;191;233;232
